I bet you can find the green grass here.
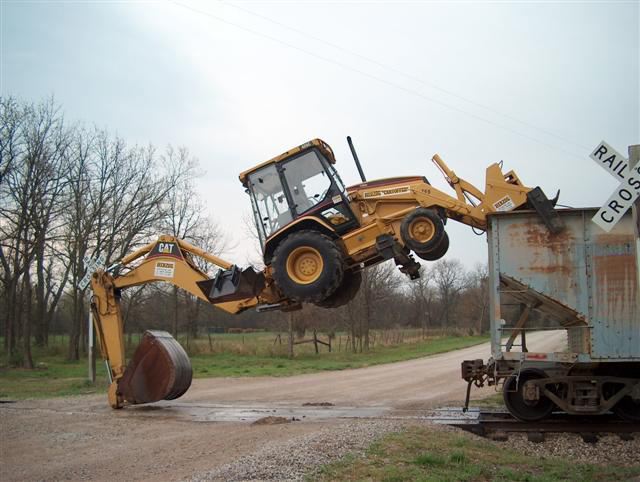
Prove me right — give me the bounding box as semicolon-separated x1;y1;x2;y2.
0;357;109;400
0;332;487;400
190;335;487;378
315;426;640;482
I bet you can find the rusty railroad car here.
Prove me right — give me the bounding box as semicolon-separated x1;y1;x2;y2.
462;208;639;421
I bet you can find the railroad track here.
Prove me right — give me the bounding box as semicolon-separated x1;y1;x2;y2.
427;408;640;443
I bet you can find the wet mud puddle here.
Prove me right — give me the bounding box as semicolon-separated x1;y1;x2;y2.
125;402;390;423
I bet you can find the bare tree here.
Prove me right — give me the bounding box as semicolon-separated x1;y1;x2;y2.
433;259;467;328
64;132;195;360
0;97;24;186
0;97;69;365
347;261;401;351
409;265;435;336
460;263;489;333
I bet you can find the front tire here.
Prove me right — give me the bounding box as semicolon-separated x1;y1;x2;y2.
401;208;445;254
416;232;449;261
272;230;344;303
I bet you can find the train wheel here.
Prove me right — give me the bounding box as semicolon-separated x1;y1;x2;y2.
613;396;640;422
503;369;555;422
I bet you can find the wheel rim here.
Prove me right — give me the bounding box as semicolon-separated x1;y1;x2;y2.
503;371;555;422
286;246;324;285
408;217;436;243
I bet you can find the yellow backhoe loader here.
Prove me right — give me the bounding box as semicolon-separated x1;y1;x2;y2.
206;137;560;309
91;137;560;408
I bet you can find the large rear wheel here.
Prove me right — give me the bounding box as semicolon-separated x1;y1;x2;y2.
503;369;555;422
272;230;344;303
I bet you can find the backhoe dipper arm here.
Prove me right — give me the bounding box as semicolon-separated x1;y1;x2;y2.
89;235;261;408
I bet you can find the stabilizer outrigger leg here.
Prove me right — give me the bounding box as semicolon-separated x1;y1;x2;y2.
197;265;266;304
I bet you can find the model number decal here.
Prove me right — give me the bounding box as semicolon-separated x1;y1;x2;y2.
363;186;410;198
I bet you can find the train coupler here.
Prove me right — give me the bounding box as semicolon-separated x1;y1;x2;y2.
461;359;491;412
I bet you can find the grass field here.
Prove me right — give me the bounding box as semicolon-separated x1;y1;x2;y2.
0;330;487;400
315;426;640;481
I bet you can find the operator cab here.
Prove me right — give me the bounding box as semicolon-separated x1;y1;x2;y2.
240;139;359;248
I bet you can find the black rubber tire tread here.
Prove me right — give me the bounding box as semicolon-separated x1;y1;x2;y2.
416;231;449;261
271;230;344;303
400;207;445;254
315;270;362;309
503;369;555;422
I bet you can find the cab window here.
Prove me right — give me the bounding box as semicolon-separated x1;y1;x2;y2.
247;164;292;239
282;151;332;214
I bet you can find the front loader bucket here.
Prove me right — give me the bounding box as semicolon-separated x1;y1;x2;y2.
118;330;192;405
197;265;265;304
526;186;564;234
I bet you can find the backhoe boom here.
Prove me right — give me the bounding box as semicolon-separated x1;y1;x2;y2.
90;235;279;408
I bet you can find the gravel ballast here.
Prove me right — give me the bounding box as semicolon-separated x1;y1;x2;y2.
189;419;640;481
189;419;406;481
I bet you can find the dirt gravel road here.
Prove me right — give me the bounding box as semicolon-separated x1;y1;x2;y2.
1;331;566;481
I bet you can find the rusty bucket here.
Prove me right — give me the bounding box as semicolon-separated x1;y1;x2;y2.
118;330;192;405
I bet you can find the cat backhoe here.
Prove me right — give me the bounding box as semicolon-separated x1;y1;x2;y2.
91;137;560;408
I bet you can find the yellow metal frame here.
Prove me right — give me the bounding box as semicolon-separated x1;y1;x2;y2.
336;154;532;264
343;154;530;248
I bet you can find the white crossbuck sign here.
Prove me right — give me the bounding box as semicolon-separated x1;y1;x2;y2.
590;141;640;232
78;254;106;290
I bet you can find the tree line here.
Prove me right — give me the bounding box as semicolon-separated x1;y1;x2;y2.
0;96;226;366
1;96;491;368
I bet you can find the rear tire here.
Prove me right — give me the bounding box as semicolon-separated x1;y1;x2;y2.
272;230;344;303
401;208;445;254
315;270;362;309
416;232;449;261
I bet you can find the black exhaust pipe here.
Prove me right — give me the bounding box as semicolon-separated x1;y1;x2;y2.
347;136;367;183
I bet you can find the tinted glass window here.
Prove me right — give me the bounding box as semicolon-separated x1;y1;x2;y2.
283;151;332;214
247;164;292;238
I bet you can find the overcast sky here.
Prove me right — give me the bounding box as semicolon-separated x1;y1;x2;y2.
2;0;638;269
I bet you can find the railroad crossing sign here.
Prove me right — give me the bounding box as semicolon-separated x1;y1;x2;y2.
78;254;106;290
590;141;640;232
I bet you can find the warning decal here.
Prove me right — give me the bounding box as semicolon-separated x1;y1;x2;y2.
154;261;175;278
493;196;515;212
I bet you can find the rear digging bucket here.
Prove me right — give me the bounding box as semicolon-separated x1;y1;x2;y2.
118;330;192;405
198;265;265;303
